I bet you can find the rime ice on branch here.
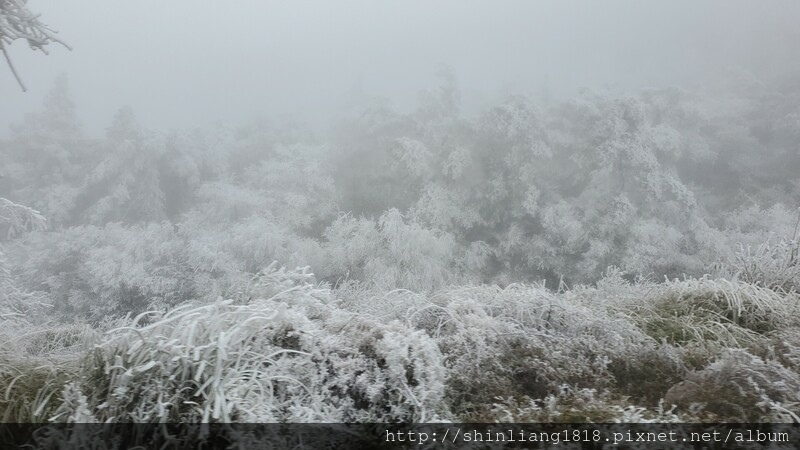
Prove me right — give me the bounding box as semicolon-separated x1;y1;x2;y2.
0;0;69;91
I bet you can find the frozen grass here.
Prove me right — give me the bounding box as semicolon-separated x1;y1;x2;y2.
0;360;75;423
605;277;800;346
715;238;800;294
3;265;800;447
336;271;800;422
2;265;448;446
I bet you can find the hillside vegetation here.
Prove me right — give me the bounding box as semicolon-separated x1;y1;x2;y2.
2;73;800;446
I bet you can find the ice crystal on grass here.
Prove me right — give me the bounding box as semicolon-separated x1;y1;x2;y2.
2;266;447;445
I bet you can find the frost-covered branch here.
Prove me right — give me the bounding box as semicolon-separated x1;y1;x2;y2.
0;0;69;91
0;197;46;238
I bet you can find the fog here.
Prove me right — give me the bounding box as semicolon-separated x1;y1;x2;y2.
3;0;799;133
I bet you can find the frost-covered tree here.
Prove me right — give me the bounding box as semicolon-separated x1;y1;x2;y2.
241;142;339;235
73;107;169;224
322;208;484;291
13;220;250;322
3;75;89;224
548;92;704;279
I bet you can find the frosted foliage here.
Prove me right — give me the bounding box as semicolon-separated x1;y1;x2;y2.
214;216;326;276
411;184;482;231
243;143;338;231
540;201;585;253
82;111;167;224
522;185;540;217
622;219;685;275
0;197;49;359
372;209;461;291
442;146;472;179
716;239;800;293
394;137;434;178
323;214;383;282
3;78;85;224
36;267;446;425
15;223;242;322
336;282;659;420
195;181;267;224
481;97;551;158
648;123;684;160
664;349;800;422
0;197;45;238
323;209;474;291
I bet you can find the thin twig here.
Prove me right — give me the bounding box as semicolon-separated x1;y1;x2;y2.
1;44;25;91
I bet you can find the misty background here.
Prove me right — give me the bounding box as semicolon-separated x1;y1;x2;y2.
3;0;800;134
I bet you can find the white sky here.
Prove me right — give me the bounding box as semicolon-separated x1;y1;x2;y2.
2;0;799;134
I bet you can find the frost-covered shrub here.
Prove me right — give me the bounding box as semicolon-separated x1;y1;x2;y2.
240;265;448;422
716;239;800;293
484;388;683;423
241;143;340;234
663;349;800;422
757;328;800;373
0;198;49;323
213;216;327;277
7;265;800;430
606;344;688;406
709;205;800;292
338;282;653;419
585;273;800;410
323;209;474;291
625;278;800;346
12;266;446;444
11;223;244;322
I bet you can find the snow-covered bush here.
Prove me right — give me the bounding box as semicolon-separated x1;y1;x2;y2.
716;239;800;293
5;266;447;447
663;349;800;422
710;204;800;293
335;281;657;419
